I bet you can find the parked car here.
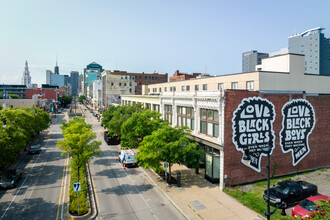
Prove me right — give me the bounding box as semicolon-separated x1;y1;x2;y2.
118;149;137;167
0;169;23;189
29;145;41;154
292;195;329;219
263;180;318;208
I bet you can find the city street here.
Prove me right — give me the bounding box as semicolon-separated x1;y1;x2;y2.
85;107;187;220
0;113;67;220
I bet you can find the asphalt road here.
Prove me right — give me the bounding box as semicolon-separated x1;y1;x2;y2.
0;112;67;220
85;107;187;220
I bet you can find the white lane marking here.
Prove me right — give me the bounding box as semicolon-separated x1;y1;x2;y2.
100;144;159;220
0;140;50;220
61;155;69;220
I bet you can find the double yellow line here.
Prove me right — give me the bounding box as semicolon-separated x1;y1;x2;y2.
56;156;68;220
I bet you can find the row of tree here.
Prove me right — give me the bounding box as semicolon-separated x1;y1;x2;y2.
58;95;73;108
0;107;51;169
102;104;202;180
57;117;101;215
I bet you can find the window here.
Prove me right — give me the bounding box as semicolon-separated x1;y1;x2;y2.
153;104;160;112
134;82;137;86
173;86;176;91
170;87;173;91
111;82;114;86
145;76;147;80
149;76;151;80
140;76;142;80
121;76;124;79
146;103;151;110
165;87;167;92
155;76;157;80
182;86;185;91
139;82;142;86
124;83;127;86
203;84;207;91
152;76;154;80
186;85;190;91
231;82;238;89
177;106;194;130
164;105;172;125
129;88;132;93
195;85;199;91
200;109;219;137
125;76;127;79
129;82;132;86
218;83;223;91
159;88;162;92
119;82;122;86
246;81;254;90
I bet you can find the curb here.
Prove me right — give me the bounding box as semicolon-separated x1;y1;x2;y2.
65;164;97;220
139;167;190;220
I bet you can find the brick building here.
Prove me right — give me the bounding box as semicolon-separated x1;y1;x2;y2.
223;90;330;186
25;88;57;100
110;70;168;95
169;70;201;82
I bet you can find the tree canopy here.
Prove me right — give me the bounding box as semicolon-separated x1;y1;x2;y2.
121;109;166;149
59;95;73;108
104;103;143;139
78;95;86;103
0;107;50;168
136;125;201;180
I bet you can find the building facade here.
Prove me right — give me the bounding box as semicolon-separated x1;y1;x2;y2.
83;62;104;96
21;61;31;86
242;50;269;72
25;88;57;100
289;27;330;75
101;70;135;107
50;74;69;88
110;70;168;95
0;84;27;98
92;80;102;109
70;71;79;96
122;53;330;189
169;70;201;82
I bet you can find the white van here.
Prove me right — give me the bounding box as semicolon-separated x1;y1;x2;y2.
119;149;137;167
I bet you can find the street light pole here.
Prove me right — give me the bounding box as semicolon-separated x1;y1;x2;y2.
266;149;271;220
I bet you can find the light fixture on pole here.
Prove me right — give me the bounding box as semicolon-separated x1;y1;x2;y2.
264;147;286;219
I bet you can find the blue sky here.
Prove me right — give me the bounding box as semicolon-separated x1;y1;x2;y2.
0;0;329;86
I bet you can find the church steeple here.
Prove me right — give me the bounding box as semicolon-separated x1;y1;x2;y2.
21;60;31;85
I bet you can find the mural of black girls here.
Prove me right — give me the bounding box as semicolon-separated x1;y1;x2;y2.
232;97;276;172
280;99;315;166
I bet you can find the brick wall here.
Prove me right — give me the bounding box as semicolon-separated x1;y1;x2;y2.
224;90;330;186
25;89;57;100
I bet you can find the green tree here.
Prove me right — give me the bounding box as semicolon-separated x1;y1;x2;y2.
59;95;73;107
0;108;50;168
121;109;166;149
78;95;86;103
57;117;101;215
136;126;201;181
101;105;117;127
105;104;143;139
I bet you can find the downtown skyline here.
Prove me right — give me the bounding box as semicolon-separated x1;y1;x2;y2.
0;0;329;86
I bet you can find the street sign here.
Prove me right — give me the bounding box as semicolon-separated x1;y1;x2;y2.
164;162;168;168
73;182;81;192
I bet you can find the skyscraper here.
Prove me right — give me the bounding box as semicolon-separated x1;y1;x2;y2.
289;27;330;75
21;61;31;86
54;61;59;75
83;62;104;95
70;71;79;96
242;50;269;72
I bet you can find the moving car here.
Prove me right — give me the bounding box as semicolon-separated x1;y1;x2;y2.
0;169;23;189
263;180;318;208
29;145;41;154
292;195;329;219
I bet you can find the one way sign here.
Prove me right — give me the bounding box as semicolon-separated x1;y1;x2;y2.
73;182;81;192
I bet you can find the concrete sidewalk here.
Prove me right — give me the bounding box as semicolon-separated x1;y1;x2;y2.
143;164;263;220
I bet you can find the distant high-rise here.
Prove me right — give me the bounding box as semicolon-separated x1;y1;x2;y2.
21;61;31;86
289;27;330;75
46;70;54;84
54;59;59;75
242;50;269;72
83;62;104;96
70;71;79;96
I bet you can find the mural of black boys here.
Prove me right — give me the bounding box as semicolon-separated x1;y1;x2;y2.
232;97;276;172
280;99;315;166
